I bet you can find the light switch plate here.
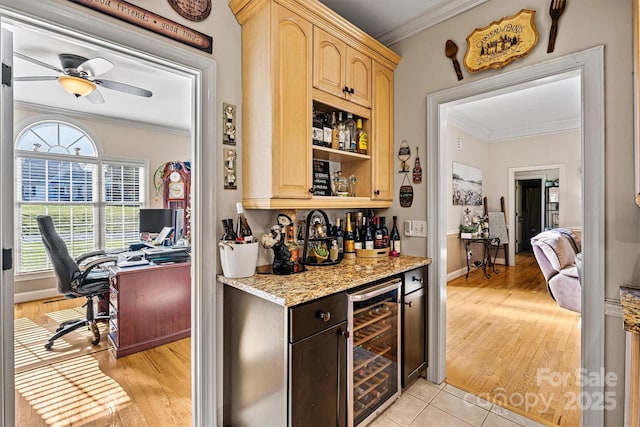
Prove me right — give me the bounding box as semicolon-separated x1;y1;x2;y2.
404;220;412;236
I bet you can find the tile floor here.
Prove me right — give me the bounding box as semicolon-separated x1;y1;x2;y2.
368;379;547;427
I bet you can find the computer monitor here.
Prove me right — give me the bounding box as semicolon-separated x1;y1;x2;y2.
139;208;174;234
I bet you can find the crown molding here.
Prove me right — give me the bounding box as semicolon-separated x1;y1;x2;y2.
377;0;488;46
446;108;581;143
15;101;190;137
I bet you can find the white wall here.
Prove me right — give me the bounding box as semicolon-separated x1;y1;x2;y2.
389;0;637;424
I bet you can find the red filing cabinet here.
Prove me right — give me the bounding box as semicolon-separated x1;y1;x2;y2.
108;262;191;358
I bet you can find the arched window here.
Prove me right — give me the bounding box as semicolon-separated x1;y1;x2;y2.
15;120;145;274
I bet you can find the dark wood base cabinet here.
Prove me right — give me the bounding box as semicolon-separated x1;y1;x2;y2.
402;267;427;387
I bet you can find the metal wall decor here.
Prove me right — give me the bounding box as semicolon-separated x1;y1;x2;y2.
547;0;566;53
399;174;414;208
398;140;411;173
223;103;237;145
412;147;422;184
463;9;538;73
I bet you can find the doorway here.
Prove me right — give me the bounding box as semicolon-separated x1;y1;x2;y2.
516;178;542;253
0;2;218;425
426;47;605;426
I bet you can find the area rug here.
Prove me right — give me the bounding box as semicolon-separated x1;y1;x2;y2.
15;307;111;373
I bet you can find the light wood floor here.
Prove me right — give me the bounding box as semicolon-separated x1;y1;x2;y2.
14;297;192;426
446;253;581;427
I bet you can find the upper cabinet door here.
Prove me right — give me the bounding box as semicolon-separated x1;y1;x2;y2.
272;5;313;199
313;28;347;99
345;46;371;108
371;62;394;201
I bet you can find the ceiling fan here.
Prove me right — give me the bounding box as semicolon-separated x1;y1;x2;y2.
14;52;153;104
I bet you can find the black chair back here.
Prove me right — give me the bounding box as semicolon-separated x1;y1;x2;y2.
37;215;81;295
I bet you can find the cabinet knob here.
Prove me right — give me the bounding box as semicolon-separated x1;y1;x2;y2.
309;187;314;193
349;87;355;94
404;301;413;308
343;86;350;93
412;276;424;284
320;311;331;322
374;190;380;195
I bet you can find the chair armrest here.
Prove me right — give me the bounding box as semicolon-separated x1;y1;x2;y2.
76;250;106;264
77;256;119;281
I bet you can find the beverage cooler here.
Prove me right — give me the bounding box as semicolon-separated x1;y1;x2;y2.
348;278;401;426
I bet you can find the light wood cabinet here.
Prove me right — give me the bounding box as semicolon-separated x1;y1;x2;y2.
230;0;400;209
313;28;371;108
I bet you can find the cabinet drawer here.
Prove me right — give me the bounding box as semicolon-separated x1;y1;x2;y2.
290;292;347;342
403;267;426;295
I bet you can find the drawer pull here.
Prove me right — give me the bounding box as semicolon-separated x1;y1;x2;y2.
412;276;424;284
404;301;413;308
320;311;331;322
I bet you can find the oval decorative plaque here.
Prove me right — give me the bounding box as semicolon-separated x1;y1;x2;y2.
463;9;538;73
168;0;212;22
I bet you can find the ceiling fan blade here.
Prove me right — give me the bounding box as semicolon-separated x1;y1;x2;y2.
78;57;114;77
94;79;152;97
85;88;105;104
14;52;64;74
14;76;58;82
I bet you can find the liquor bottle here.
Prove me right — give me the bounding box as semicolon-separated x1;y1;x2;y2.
235;202;254;242
345;113;357;152
312;109;323;146
356;118;368;154
389;215;401;257
333;218;344;258
286;224;300;272
331;112;340;150
374;217;384;249
364;216;374;250
380;216;389;248
344;212;355;254
322;113;332;147
354;212;363;251
337;111;346;150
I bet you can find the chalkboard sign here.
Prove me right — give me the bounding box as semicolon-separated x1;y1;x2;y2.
313;160;331;196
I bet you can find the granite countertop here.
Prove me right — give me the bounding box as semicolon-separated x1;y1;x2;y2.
620;284;640;334
218;255;432;307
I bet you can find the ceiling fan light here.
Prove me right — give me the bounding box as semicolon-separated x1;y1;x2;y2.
57;75;96;97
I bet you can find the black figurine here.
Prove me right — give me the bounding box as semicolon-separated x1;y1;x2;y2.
261;225;293;275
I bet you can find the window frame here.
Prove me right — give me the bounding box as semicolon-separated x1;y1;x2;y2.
14;119;146;276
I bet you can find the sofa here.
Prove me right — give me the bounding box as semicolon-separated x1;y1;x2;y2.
530;228;582;313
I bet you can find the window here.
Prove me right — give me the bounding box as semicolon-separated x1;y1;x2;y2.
15;120;145;274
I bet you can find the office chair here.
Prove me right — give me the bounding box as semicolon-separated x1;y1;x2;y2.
37;215;118;350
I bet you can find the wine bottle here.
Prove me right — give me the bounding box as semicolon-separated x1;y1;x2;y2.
286;224;300;272
364;216;374;250
380;216;389;248
374;217;384;249
221;219;232;240
226;218;238;241
344;212;355;254
333;218;344;258
235;202;253;242
354;212;363;250
389;215;401;257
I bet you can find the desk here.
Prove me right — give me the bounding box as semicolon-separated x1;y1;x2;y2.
108;261;191;358
461;237;500;279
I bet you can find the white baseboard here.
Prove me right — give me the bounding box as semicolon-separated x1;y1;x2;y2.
447;268;467;281
14;288;60;303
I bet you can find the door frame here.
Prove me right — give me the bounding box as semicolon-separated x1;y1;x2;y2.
0;1;218;425
510;165;565;260
426;47;605;425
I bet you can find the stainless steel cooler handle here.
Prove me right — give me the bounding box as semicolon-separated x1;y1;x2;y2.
348;278;401;301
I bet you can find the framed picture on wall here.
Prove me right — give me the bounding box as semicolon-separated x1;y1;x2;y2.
452;161;482;206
